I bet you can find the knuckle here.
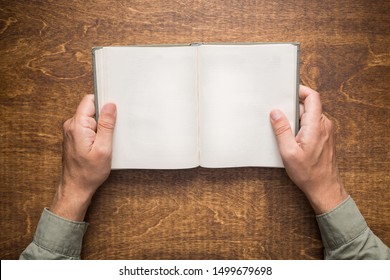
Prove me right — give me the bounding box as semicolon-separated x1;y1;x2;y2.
77;116;89;127
321;115;334;138
327;118;334;131
283;148;300;162
312;90;320;99
62;118;75;137
89;118;97;130
308;89;321;101
322;113;333;128
93;144;111;158
62;119;71;131
98;118;115;130
274;123;291;136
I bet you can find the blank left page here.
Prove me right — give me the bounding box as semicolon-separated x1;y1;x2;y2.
96;46;199;169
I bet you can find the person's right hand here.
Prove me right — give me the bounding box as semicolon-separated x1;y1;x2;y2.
270;85;348;214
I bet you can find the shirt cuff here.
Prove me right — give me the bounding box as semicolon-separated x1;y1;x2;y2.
33;208;89;258
316;196;368;250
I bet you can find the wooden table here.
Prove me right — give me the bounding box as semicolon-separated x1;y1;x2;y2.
1;0;389;259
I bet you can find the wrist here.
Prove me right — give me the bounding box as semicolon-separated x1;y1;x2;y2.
306;180;348;215
50;183;94;222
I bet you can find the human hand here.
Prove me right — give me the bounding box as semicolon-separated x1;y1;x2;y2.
50;95;117;221
270;85;348;214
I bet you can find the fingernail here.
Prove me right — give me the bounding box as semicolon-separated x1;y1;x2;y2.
102;103;117;116
270;109;282;121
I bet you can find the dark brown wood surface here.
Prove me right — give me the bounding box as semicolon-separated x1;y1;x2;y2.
1;0;389;260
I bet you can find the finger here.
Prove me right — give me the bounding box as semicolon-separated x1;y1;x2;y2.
86;116;97;131
299;85;323;123
270;109;299;156
93;103;117;151
299;85;319;101
299;103;304;119
75;94;96;118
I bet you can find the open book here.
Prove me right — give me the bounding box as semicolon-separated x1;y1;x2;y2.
93;43;299;169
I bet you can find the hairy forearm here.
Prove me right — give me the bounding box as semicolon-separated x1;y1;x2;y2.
50;183;93;222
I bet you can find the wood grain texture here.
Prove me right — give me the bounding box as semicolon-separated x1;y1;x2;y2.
0;0;389;259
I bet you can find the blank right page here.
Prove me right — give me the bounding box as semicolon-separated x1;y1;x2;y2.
198;44;298;168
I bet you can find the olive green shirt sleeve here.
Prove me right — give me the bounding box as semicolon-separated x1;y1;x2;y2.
21;197;390;260
316;196;390;260
19;208;88;260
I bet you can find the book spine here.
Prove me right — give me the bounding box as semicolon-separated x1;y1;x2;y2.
92;47;102;122
295;44;300;135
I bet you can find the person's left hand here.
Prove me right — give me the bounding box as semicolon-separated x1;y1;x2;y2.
50;95;117;221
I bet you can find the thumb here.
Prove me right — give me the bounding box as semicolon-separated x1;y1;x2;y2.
94;103;117;149
270;109;297;156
